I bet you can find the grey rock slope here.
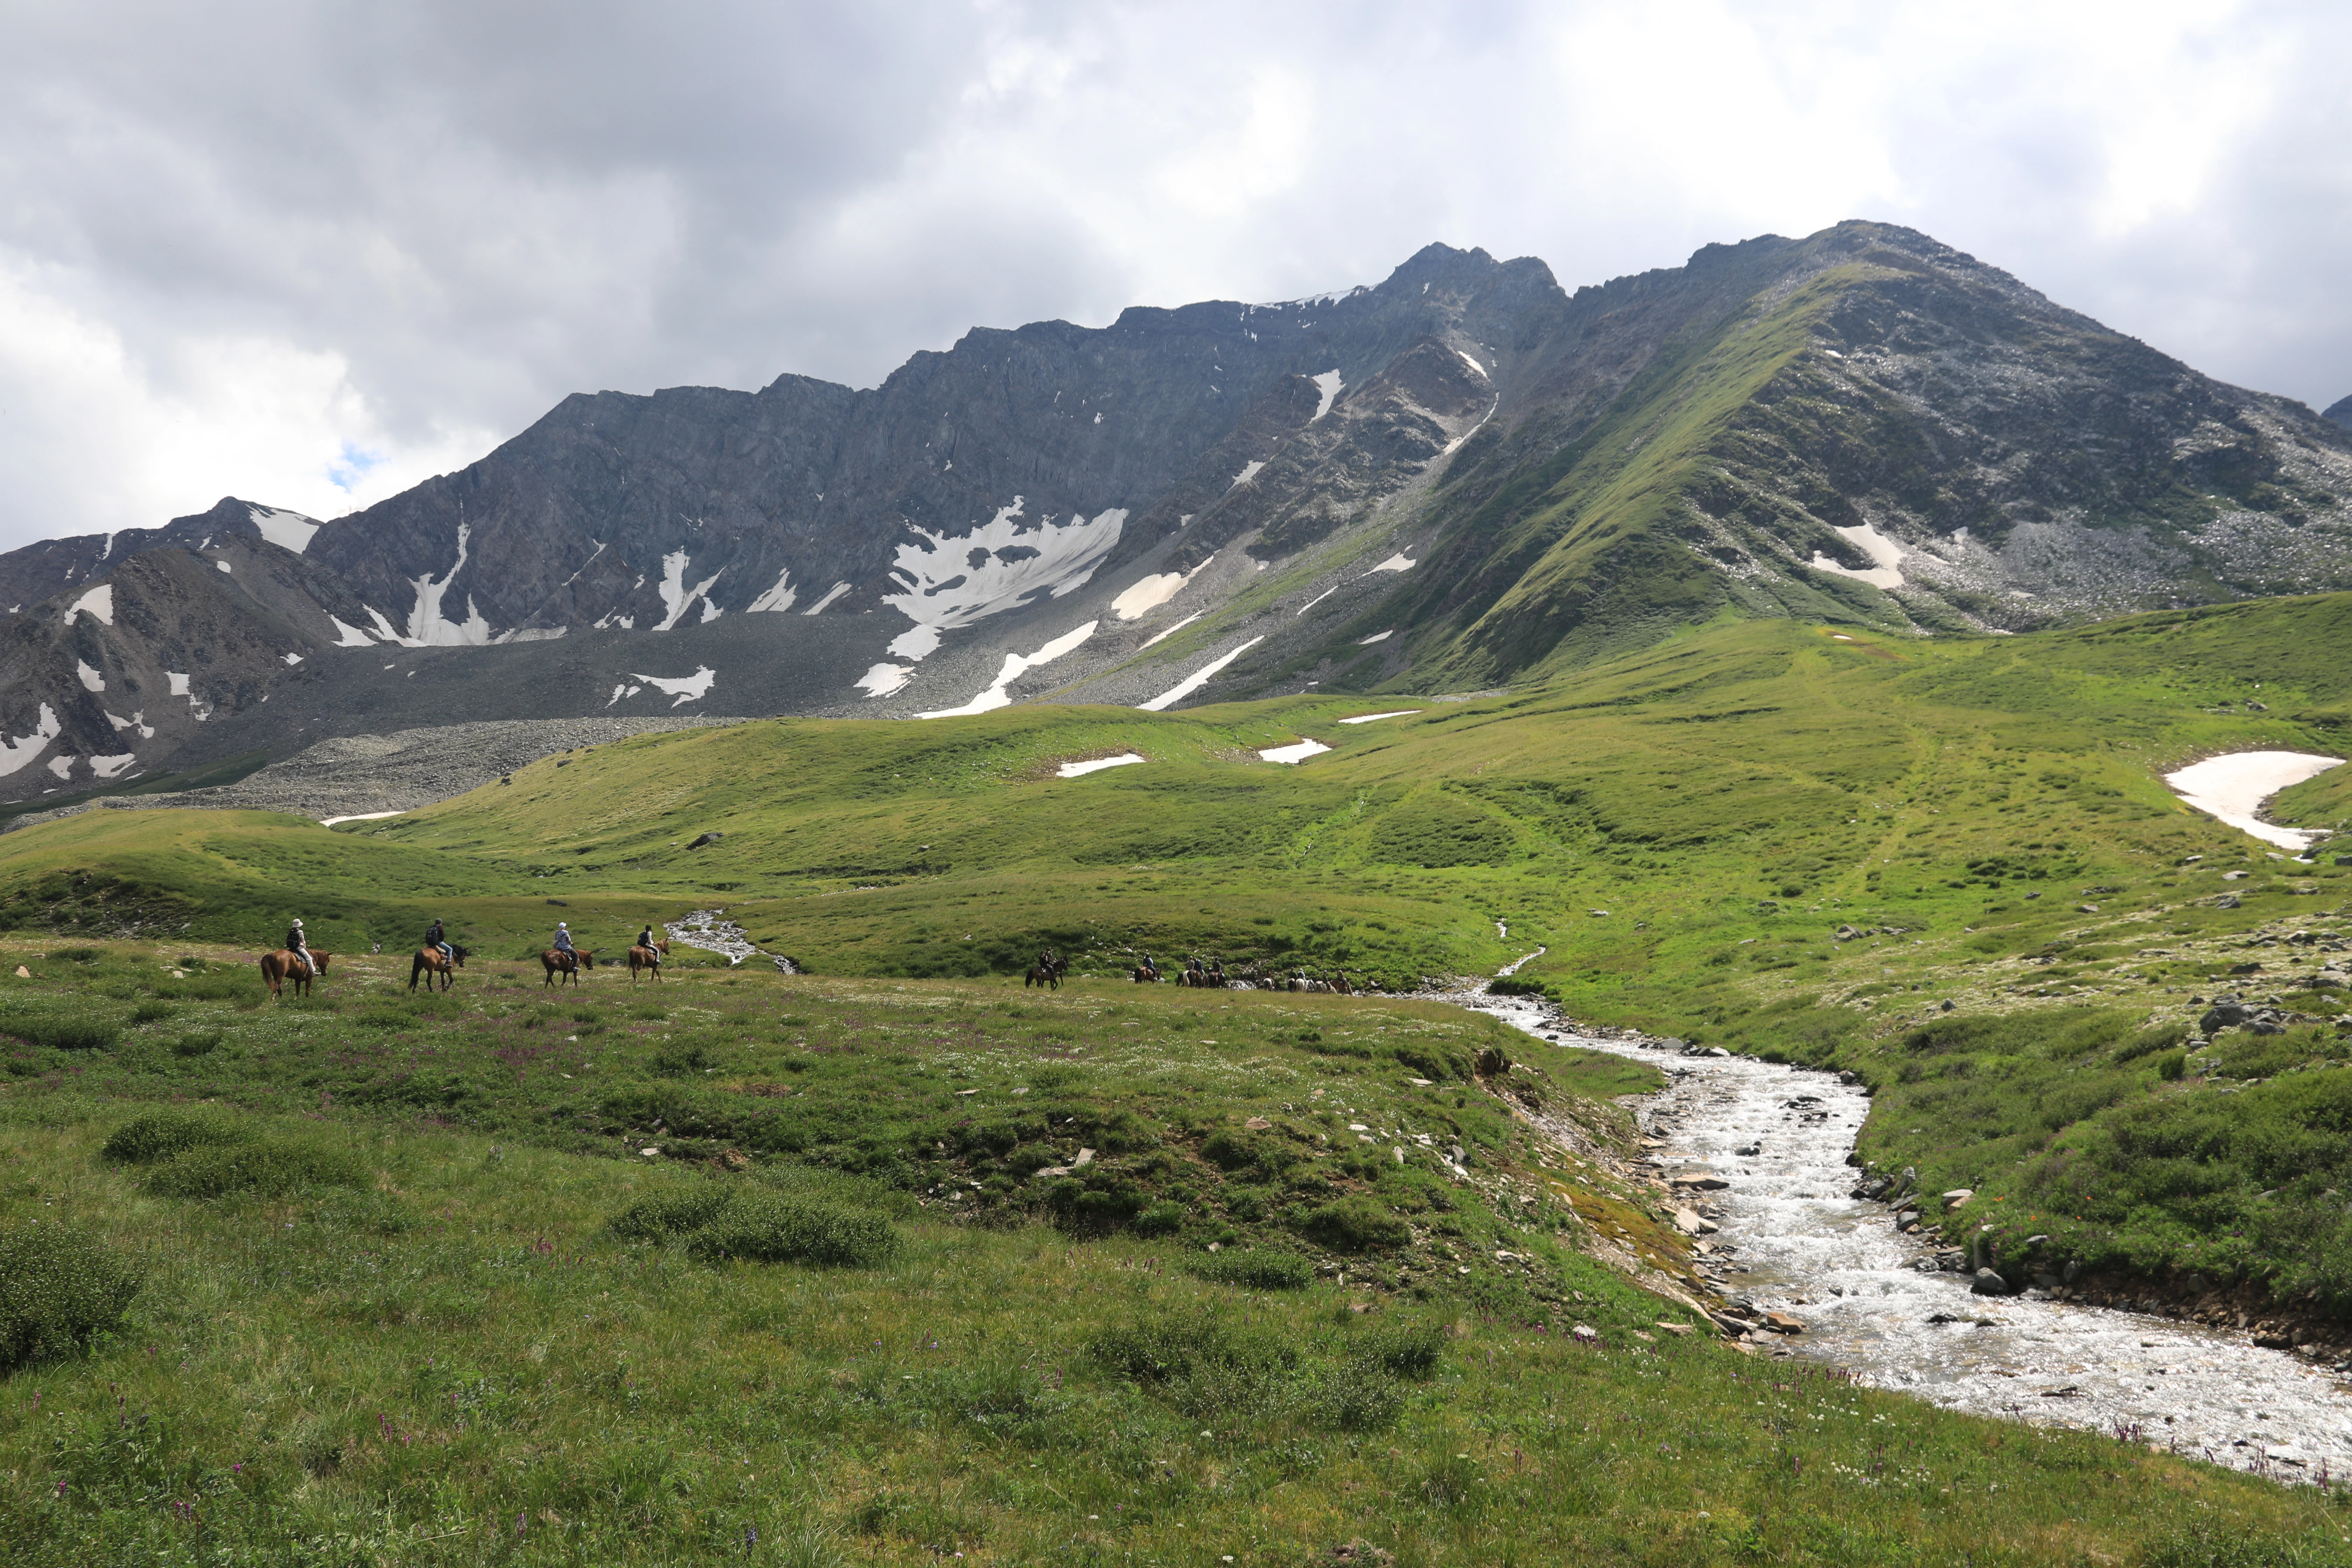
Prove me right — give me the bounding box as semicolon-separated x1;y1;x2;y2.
5;223;2351;808
2328;396;2352;432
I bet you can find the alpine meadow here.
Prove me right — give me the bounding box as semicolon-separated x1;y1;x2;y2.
3;220;2352;1567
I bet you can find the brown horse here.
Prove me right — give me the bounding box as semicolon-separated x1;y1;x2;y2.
1024;955;1068;990
541;948;594;987
1130;961;1161;983
259;948;330;1000
628;945;664;982
410;944;468;992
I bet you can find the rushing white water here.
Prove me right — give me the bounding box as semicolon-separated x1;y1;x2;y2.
1458;990;2352;1483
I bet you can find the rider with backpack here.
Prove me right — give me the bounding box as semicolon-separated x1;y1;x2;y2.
286;917;313;976
426;917;453;965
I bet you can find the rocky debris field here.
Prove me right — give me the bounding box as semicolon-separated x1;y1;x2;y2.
1;715;748;833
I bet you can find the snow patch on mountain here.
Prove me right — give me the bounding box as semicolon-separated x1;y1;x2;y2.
1141;611;1203;649
90;753;136;779
0;704;62;777
404;524;495;645
881;499;1124;662
328;616;376;649
64;584;113;626
630;667;717;707
654;551;726;631
1111;560;1207;622
746;567;798;614
76;660;104;692
247;505;320;554
855;663;913;699
1810;523;1906;589
1310;370;1345;420
1228;461;1265;490
805;582;852;615
1366;553;1416;574
1140;636;1264;711
918;620;1099;719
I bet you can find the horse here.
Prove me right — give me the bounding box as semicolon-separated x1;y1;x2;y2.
409;944;468;992
1024;954;1068;990
628;945;664;982
259;948;330;1000
1130;961;1161;983
541;948;594;987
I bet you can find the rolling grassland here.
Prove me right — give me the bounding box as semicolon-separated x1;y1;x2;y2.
4;595;2352;1560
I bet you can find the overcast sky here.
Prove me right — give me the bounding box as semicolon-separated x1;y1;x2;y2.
2;0;2346;552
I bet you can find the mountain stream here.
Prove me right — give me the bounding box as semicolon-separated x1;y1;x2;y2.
1456;990;2352;1483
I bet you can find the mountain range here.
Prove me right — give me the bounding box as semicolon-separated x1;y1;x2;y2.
5;219;2351;809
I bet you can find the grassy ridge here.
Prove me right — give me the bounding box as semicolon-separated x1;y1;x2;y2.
2;944;2349;1563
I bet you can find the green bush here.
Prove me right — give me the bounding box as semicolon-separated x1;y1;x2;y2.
1360;1317;1447;1378
0;1007;122;1051
1296;1196;1412;1253
2156;1049;2188;1082
608;1185;739;1240
0;1222;138;1371
130;1001;176;1026
652;1040;714;1076
144;1139;368;1199
1189;1248;1314;1290
684;1193;900;1267
102;1109;250;1165
1132;1200;1185;1237
172;1030;222;1058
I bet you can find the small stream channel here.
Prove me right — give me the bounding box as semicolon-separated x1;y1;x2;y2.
1454;989;2352;1483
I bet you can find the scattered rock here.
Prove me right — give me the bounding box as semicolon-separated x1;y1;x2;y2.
1244;1116;1273;1130
1941;1188;1975;1210
1761;1311;1805;1335
1654;1322;1693;1337
1970;1268;2008;1296
687;831;723;850
1672;1208;1707;1235
1671;1173;1731;1191
11;965;26;979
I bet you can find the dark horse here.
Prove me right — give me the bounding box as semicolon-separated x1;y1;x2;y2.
409;944;469;992
259;948;330;1000
1130;959;1161;983
1024;952;1069;990
541;948;594;987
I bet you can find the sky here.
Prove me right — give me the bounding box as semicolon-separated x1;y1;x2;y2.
2;0;2347;552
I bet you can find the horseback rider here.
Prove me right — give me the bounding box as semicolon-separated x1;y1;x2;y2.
553;922;575;966
286;917;313;976
426;917;452;966
637;925;657;954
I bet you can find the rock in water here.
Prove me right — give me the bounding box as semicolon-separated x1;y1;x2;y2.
1971;1268;2009;1296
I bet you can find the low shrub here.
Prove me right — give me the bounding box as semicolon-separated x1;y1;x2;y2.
0;1222;139;1371
172;1030;222;1058
608;1185;738;1240
685;1193;900;1267
1189;1248;1314;1290
144;1139;368;1199
102;1109;250;1165
0;1008;122;1052
1133;1200;1185;1237
1296;1196;1411;1253
652;1040;714;1076
1359;1317;1447;1378
130;1001;176;1026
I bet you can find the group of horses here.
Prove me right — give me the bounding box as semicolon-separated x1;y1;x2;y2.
538;941;671;987
253;936;674;999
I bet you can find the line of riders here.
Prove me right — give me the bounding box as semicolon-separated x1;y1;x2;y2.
256;917;676;999
263;929;1366;999
1027;948;1368;994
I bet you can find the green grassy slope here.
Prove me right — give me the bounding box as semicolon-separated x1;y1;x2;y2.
6;594;2352;1322
1;944;2345;1565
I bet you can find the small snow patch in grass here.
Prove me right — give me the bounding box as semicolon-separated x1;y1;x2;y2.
1365;553;1415;574
2163;751;2345;850
1058;753;1146;779
1357;629;1392;644
1337;709;1418;725
320;810;404;827
1259;739;1330;764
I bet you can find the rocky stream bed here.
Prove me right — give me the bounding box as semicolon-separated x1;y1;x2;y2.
1461;990;2352;1486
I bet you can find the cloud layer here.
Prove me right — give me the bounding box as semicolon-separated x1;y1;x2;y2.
3;0;2346;551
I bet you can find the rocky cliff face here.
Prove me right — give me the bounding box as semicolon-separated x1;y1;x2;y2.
2326;396;2352;432
5;224;2351;808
